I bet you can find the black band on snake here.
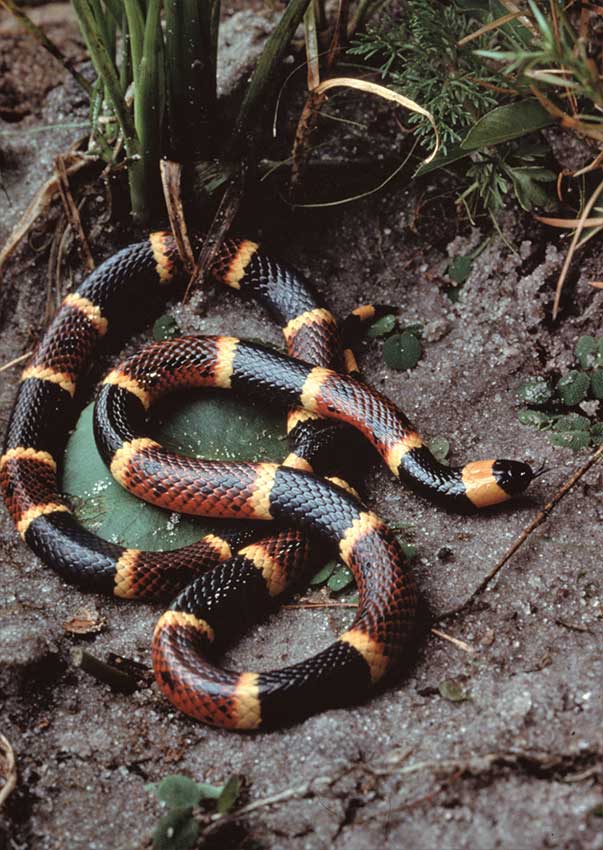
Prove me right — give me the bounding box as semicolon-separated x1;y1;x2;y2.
1;232;534;729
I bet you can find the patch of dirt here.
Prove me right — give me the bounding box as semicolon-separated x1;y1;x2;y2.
1;5;602;850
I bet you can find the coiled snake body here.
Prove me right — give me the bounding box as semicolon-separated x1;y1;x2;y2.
1;233;534;729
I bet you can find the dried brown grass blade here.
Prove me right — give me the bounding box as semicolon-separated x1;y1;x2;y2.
552;176;603;319
313;77;440;163
0;155;92;284
457;12;521;47
535;214;603;228
55;155;95;272
159;160;195;273
0;734;17;808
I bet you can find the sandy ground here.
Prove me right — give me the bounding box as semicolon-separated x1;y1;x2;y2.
0;4;602;850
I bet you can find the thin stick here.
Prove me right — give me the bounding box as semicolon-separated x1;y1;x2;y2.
283;600;357;609
437;445;603;622
0;351;32;373
55;156;95;272
430;628;475;653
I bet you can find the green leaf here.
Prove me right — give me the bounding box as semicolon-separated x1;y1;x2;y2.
63;393;283;549
428;436;450;464
399;542;417;561
517;409;554;429
309;561;337;586
438;678;469;702
549;431;590;451
153;775;204;809
414;144;469;177
447;256;473;285
556;371;590;407
327;565;355;592
216;775;241;815
382;332;422;371
590;423;603;444
153;809;199;850
460;100;554;151
197;782;224;800
508;166;556;212
576;335;598;369
591;368;603;400
367;314;396;338
551;413;591;432
153;314;181;341
401;322;424;339
517;377;552;406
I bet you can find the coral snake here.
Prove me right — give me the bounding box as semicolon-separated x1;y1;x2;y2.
1;232;534;729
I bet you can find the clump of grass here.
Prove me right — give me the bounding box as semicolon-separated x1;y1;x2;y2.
64;0;314;221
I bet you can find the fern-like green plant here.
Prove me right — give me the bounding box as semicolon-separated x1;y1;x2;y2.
349;2;502;153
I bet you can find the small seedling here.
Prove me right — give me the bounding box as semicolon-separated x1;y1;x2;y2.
517;335;603;451
147;773;241;850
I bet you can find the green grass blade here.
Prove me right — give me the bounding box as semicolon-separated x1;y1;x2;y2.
231;0;313;153
72;0;137;151
135;0;162;201
123;0;145;85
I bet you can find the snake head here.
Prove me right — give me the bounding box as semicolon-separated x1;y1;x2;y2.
492;460;534;496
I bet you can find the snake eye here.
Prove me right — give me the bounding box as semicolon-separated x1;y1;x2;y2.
492;460;534;495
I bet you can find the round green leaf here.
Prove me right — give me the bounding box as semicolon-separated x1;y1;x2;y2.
153;314;181;341
367;314;396;338
517;409;554;429
590;423;603;444
153;810;199;850
327;565;355;593
438;678;469;702
551;413;591;432
382;332;422;371
556;371;590;407
517;377;552;406
399;542;417;561
591;369;603;400
155;776;203;809
401;322;424;339
309;561;337;586
447;256;473;285
63;392;283;549
549;431;590;451
427;436;450;464
576;335;598;369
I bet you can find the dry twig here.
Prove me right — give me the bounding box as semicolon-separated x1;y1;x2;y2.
54;155;95;272
0;351;32;373
437;445;603;622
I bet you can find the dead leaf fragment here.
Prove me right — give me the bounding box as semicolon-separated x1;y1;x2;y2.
0;734;17;808
63;606;106;635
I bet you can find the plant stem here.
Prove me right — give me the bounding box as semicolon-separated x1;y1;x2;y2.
0;0;92;95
